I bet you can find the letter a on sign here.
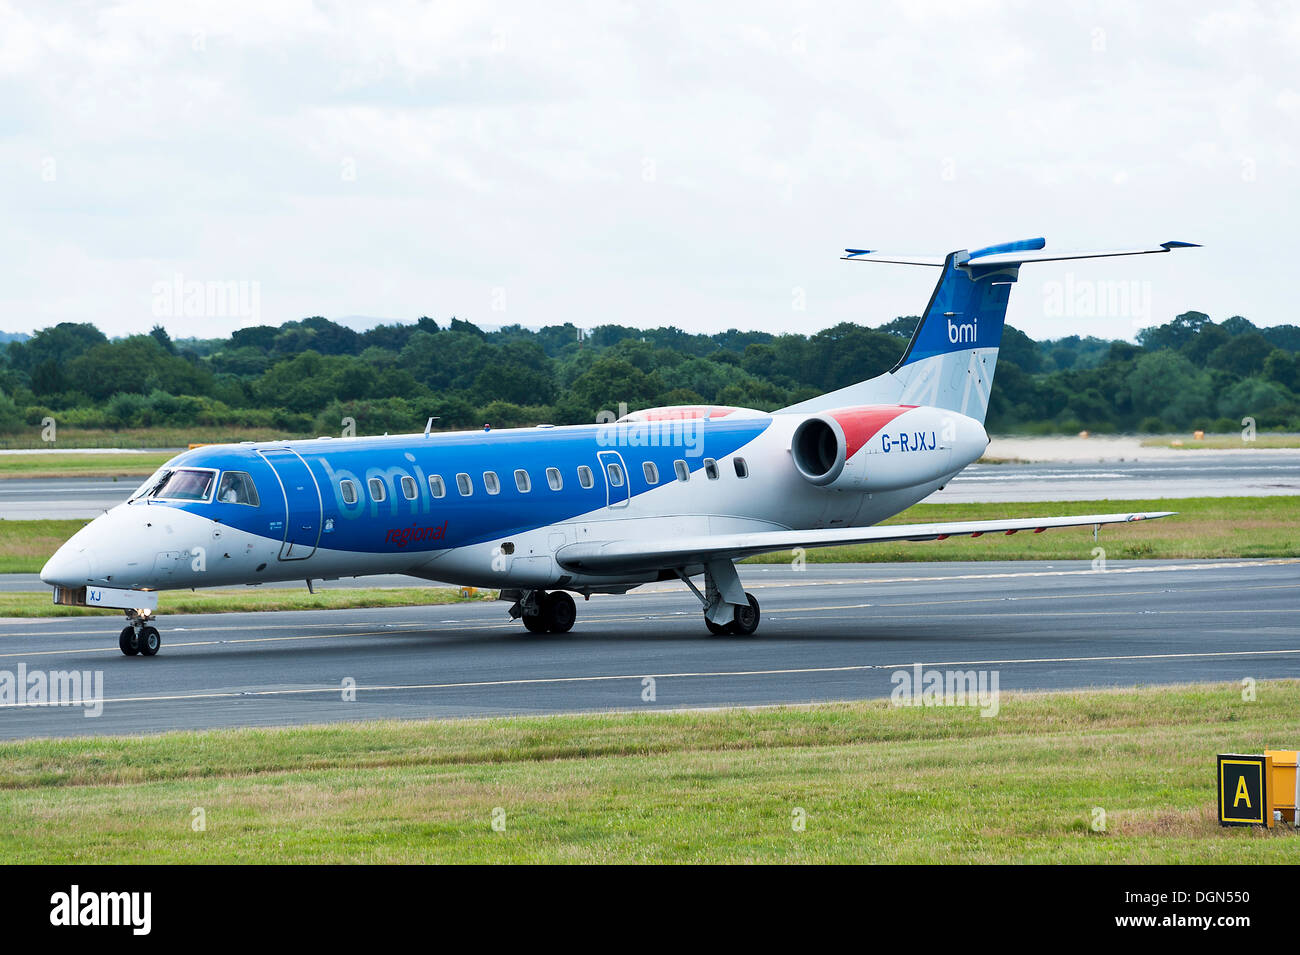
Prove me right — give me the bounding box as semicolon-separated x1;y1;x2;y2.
1218;754;1271;827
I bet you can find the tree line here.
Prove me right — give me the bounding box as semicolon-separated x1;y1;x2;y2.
0;309;1296;437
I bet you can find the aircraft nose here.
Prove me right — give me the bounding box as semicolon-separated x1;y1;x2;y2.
40;547;93;588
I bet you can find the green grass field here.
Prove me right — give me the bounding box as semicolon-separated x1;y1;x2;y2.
1140;433;1300;450
0;586;495;617
0;453;171;479
0;519;89;573
0;427;288;452
1;682;1295;863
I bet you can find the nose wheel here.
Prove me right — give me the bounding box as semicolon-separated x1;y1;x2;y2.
119;613;161;657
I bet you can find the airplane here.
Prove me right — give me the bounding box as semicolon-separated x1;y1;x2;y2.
40;237;1197;655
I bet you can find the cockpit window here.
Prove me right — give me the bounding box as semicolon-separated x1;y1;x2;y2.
149;468;216;502
217;470;260;506
129;467;171;501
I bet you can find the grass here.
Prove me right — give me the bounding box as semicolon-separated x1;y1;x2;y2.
1140;433;1300;450
0;519;90;573
746;496;1300;563
0;453;172;479
0;427;291;451
0;586;496;617
0;682;1296;863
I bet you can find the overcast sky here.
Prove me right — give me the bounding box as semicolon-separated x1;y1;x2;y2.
1;0;1295;344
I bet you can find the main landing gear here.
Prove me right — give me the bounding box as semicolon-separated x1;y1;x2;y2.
677;559;762;636
510;590;577;634
119;610;161;657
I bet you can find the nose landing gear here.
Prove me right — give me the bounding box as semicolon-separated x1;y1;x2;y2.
119;611;161;657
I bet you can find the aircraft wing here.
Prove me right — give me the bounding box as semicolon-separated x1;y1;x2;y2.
555;511;1174;575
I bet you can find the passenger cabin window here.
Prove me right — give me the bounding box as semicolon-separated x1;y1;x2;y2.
606;462;625;487
733;457;749;479
368;478;387;502
149;468;216;502
340;479;357;505
546;467;563;491
217;470;260;506
703;458;719;480
674;460;690;482
483;471;500;495
514;469;531;493
456;473;473;496
401;476;418;500
643;461;659;484
428;474;446;499
577;465;594;489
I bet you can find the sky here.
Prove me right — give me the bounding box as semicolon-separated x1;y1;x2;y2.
0;0;1296;344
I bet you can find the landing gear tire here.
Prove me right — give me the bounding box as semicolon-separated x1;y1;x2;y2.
119;625;140;656
139;626;162;657
519;591;577;634
704;593;760;636
730;593;761;636
542;591;576;634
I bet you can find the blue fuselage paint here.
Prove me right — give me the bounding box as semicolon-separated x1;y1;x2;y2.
149;417;771;558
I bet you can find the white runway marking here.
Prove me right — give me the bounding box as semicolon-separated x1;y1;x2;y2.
5;646;1299;710
0;581;1294;659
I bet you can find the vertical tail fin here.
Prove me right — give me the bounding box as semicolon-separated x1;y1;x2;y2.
885;248;1020;421
779;238;1198;423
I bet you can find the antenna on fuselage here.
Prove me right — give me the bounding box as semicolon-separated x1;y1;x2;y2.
424;416;439;438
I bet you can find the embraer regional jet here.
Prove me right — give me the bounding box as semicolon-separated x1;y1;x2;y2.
41;237;1196;655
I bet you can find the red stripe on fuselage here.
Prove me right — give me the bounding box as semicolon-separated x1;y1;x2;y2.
827;405;916;459
633;405;738;421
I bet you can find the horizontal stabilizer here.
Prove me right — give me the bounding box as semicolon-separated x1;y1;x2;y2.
556;511;1176;575
842;240;1199;268
965;240;1200;268
841;250;944;266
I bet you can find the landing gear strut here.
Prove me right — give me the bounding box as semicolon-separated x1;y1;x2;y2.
511;590;577;634
119;611;161;657
678;559;762;636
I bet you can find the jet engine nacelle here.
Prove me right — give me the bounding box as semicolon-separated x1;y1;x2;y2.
789;404;988;492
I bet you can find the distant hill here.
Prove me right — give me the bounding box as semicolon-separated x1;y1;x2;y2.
0;313;1296;436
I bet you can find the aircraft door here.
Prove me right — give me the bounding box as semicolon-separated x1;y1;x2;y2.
257;448;323;560
596;451;630;508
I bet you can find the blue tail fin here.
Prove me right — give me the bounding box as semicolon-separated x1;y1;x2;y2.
779;238;1197;423
782;246;1025;421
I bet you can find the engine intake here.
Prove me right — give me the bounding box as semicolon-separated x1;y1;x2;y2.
791;415;846;485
